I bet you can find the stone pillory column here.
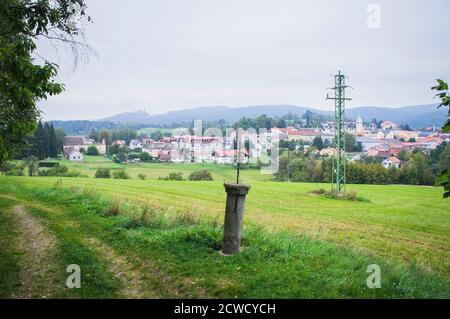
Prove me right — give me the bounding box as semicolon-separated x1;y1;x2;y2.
220;183;251;255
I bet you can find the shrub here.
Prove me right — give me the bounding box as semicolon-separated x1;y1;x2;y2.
139;152;152;162
159;171;184;181
137;173;146;180
24;156;39;176
65;171;85;177
309;188;370;202
0;161;16;172
172;209;199;226
309;188;327;195
95;167;111;178
38;165;83;177
188;170;213;181
112;169;129;179
104;198;121;216
5;169;24;176
86;145;99;156
51;165;68;175
1;162;25;175
120;202;167;229
37;169;48;176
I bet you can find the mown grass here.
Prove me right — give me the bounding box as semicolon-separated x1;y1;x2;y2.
0;198;23;298
24;205;122;298
0;195;122;298
2;176;449;277
0;179;449;298
59;156;272;183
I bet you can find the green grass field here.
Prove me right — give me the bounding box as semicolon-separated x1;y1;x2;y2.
0;167;449;298
61;155;272;182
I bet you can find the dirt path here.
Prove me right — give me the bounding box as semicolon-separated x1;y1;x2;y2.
86;238;154;298
11;205;59;298
1;194;204;298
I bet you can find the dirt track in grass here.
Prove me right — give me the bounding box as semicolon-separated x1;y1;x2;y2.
11;205;59;298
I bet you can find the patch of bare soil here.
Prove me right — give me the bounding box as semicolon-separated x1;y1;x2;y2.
11;205;59;299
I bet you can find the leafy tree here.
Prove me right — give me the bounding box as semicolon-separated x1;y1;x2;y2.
112;128;137;144
430;142;448;165
24;155;39;176
254;114;273;130
139;152;152;162
277;119;287;128
100;129;112;146
0;0;90;164
432;79;450;132
354;141;363;152
312;136;324;150
234;117;255;130
108;143;129;163
400;124;412;131
88;128;100;142
397;150;410;161
279;140;297;151
439;144;450;173
431;79;450;197
86;145;99;155
302;110;313;127
345;133;357;152
149;130;163;141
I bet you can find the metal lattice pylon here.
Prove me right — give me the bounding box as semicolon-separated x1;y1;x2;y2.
326;71;352;194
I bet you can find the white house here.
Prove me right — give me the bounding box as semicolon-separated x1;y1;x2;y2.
64;147;84;161
382;156;401;168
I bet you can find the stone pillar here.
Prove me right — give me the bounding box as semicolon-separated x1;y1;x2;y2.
220;183;251;255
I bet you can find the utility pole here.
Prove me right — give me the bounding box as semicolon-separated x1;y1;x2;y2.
235;128;241;184
326;71;352;195
287;148;290;182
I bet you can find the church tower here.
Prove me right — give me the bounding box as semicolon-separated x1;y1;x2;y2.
356;114;364;136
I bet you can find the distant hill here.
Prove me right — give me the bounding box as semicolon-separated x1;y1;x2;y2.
102;105;314;125
345;104;445;128
101;103;445;128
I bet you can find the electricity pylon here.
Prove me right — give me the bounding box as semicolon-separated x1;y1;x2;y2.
326;71;352;194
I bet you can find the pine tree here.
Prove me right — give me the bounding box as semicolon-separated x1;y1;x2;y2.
43;122;51;158
48;124;58;157
32;121;46;159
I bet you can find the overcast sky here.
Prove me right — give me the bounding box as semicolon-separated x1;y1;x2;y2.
36;0;450;120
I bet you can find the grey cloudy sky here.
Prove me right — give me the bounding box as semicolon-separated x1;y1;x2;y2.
37;0;450;120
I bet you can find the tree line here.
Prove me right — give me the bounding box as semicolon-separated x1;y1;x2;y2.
275;145;450;186
16;121;65;160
